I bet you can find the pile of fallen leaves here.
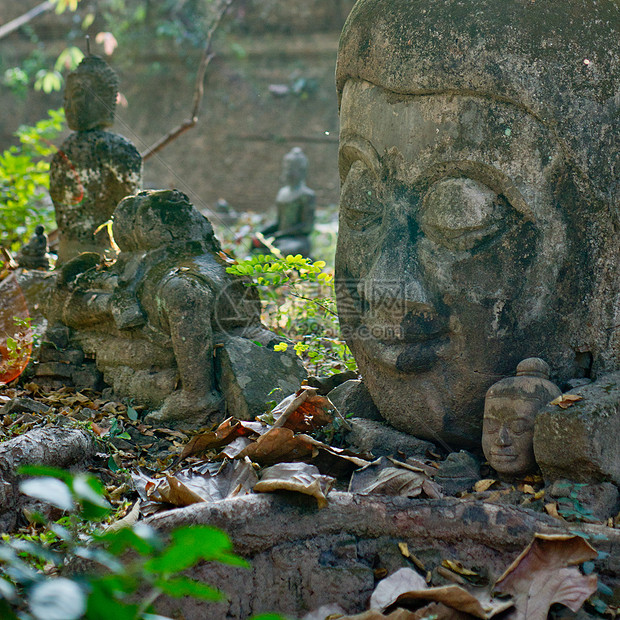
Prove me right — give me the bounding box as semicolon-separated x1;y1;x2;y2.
321;534;600;620
128;386;443;519
1;380;619;618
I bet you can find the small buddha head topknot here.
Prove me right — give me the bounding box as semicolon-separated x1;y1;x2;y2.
64;55;119;131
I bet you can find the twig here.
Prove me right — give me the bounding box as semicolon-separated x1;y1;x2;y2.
289;291;338;317
141;0;235;160
0;1;53;41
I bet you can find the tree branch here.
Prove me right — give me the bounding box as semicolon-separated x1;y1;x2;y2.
0;1;53;41
141;0;235;161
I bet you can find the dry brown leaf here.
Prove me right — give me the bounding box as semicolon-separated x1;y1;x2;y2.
494;533;598;620
394;585;513;618
442;560;479;577
270;386;335;432
91;422;108;437
370;567;428;612
173;416;263;465
545;502;562;519
236;427;318;465
220;436;253;459
149;474;205;507
253;462;335;508
349;457;439;498
474;479;497;493
398;542;411;558
550;393;584;409
132;460;258;509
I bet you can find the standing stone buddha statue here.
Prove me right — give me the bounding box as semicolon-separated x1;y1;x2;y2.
50;54;142;263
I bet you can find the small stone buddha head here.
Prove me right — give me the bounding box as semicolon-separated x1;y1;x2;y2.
482;358;561;477
64;55;119;131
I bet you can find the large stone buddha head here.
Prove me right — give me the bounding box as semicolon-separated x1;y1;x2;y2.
335;0;619;446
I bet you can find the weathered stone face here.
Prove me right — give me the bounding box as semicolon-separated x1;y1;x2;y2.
64;55;118;131
335;0;619;446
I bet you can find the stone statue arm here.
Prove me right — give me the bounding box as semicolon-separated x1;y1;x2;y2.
148;274;223;421
47;253;116;328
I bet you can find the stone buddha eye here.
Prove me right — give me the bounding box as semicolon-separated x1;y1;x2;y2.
509;418;531;436
340;160;384;232
484;418;500;433
419;177;509;252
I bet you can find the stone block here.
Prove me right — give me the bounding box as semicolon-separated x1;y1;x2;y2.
38;344;84;365
215;335;307;420
71;364;104;391
345;417;435;459
328;379;382;422
35;361;74;380
534;372;620;485
433;450;482;496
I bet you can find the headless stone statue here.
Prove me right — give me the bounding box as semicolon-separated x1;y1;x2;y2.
334;0;619;446
253;147;316;257
50;55;142;263
45;189;306;424
16;225;50;270
482;358;561;478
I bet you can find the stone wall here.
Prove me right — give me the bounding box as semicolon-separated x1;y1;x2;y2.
0;0;355;220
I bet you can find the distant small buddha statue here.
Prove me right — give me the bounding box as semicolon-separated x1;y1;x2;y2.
482;358;561;478
16;225;50;270
50;54;142;263
252;147;316;257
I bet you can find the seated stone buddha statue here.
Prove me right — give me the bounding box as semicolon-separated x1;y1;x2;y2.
50;54;142;263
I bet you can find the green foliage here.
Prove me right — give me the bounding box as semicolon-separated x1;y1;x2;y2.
0;466;252;619
0;109;64;252
227;254;357;376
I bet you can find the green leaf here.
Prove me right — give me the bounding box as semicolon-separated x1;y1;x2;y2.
28;578;86;620
0;577;17;602
127;406;138;421
17;465;73;484
96;523;161;556
19;478;74;511
0;600;19;619
156;576;222;600
72;474;110;509
74;546;123;573
72;474;111;520
144;526;248;573
86;582;138;620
